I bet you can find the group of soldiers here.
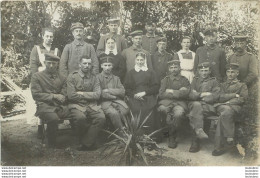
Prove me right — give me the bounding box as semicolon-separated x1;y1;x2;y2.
29;18;258;156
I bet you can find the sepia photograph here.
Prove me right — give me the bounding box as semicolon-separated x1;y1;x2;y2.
1;0;259;171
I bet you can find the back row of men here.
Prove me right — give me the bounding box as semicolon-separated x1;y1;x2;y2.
30;19;258;156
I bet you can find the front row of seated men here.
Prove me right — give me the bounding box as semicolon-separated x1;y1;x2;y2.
31;53;248;156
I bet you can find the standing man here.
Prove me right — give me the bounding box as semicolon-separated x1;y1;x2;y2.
29;27;60;138
212;63;248;156
97;56;129;134
96;18;128;57
31;53;69;148
193;28;227;82
228;35;258;87
67;57;105;151
60;22;99;78
122;30;153;72
158;60;190;149
188;62;220;153
142;21;160;55
151;37;173;82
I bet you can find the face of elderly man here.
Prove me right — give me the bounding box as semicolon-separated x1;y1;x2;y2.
72;28;84;40
168;65;180;76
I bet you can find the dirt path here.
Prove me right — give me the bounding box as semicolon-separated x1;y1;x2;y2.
1;118;257;166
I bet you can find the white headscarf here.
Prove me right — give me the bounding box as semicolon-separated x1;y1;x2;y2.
134;52;148;72
105;38;118;55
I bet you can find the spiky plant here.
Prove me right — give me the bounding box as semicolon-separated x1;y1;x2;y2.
101;111;166;166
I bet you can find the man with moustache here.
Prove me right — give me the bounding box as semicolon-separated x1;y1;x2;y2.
67;57;105;151
60;22;99;78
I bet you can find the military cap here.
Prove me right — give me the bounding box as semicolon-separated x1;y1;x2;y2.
70;22;84;31
45;53;60;62
226;63;239;71
167;60;180;67
203;28;217;36
107;18;120;24
130;30;143;37
136;51;146;59
198;62;211;69
100;55;114;64
156;37;167;43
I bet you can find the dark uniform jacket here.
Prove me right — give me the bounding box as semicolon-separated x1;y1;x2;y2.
214;79;248;113
194;45;227;82
158;74;190;111
96;34;128;57
142;34;160;55
151;51;173;81
60;40;99;77
228;52;258;86
97;72;128;110
31;70;67;115
67;70;101;112
189;76;220;113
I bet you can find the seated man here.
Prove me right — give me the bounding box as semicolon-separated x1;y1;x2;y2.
31;53;69;148
97;55;129;135
67;56;106;151
158;60;190;149
188;62;220;153
212;63;248;156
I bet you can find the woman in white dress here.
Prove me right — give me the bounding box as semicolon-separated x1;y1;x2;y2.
174;36;195;83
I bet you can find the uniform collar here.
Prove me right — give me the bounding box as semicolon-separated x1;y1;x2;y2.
73;39;84;46
145;33;156;38
206;44;216;50
235;51;247;56
169;73;181;80
44;70;58;78
158;50;166;56
78;70;91;78
227;79;239;84
199;76;212;82
101;71;113;79
131;45;143;51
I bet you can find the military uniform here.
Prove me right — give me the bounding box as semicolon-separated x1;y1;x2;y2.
142;34;160;55
31;54;69;146
60;23;99;77
212;63;248;155
67;70;105;148
97;71;129;130
158;60;190;148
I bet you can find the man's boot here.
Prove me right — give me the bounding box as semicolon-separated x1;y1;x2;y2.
47;122;58;148
168;128;177;149
189;131;200;153
37;125;44;139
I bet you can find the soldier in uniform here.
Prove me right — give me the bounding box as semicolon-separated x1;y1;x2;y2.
97;56;129;134
29;27;61;138
151;37;174;82
31;53;69;147
228;35;258;87
158;60;190;148
193;28;227;82
60;22;99;77
122;30;153;72
67;57;106;151
96;18;128;57
142;21;160;55
188;62;220;153
212;63;248;156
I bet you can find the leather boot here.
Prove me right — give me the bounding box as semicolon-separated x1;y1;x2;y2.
37;125;44;139
168;127;177;149
189;131;200;153
47;122;58;148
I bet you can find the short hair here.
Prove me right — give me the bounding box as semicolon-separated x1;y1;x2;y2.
42;27;54;36
181;36;192;43
79;56;91;63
